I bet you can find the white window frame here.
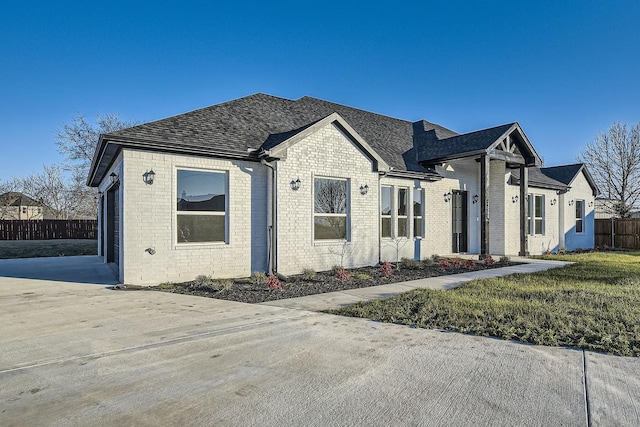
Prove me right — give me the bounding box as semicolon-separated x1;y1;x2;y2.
176;168;228;245
528;194;545;235
381;185;392;239
575;199;585;234
413;187;424;238
397;187;409;238
313;176;349;241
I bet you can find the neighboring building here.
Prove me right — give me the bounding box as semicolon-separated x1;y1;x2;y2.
0;192;51;220
87;94;598;284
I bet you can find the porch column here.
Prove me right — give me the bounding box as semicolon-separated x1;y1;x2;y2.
480;155;490;257
519;164;529;256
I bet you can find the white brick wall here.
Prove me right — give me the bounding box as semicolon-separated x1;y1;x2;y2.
99;149;268;285
276;123;379;274
527;188;561;254
563;171;595;250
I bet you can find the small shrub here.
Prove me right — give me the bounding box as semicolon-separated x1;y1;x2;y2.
464;259;476;270
301;268;316;280
400;257;422;269
423;257;434;265
557;247;567;255
451;258;463;268
250;271;267;285
430;254;440;262
213;279;233;291
353;273;371;280
193;274;214;287
331;265;343;274
439;260;451;270
482;255;495;266
499;255;510;264
335;267;352;282
575;248;585;254
266;274;282;291
380;261;393;277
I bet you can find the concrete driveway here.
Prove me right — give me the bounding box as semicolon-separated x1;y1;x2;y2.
1;257;639;426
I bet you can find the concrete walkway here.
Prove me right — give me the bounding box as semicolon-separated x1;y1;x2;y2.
262;257;571;311
1;256;639;426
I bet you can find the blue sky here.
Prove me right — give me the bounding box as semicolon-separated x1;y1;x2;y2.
2;1;639;182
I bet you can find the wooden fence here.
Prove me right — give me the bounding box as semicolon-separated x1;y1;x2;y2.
0;220;98;240
595;218;640;249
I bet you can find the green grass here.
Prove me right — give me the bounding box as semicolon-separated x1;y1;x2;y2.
330;252;640;356
0;239;97;259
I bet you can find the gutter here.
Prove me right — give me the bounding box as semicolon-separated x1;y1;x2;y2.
260;154;277;274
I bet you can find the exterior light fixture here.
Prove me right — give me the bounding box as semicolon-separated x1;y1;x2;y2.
110;172;118;184
444;192;452;202
290;178;301;191
550;198;557;206
512;195;519;203
472;194;479;204
143;169;156;185
568;200;574;206
359;184;369;195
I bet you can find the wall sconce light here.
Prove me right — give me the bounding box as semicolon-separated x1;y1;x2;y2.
145;247;156;255
472;194;479;204
290;178;301;191
512;195;519;203
143;169;156;185
359;184;369;195
568;199;574;206
444;192;452;202
550;198;557;206
109;172;118;184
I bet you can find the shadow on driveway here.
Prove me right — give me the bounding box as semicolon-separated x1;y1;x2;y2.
0;256;118;285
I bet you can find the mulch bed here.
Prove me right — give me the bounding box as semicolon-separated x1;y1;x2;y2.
138;258;519;304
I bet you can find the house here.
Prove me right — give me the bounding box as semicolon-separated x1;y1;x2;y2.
0;192;52;220
87;94;598;284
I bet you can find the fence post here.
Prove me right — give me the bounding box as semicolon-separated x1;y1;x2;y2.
611;217;615;249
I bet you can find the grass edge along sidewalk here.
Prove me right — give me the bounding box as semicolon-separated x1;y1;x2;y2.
329;251;640;357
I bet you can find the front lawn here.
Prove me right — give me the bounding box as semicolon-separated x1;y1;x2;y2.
0;239;97;259
329;252;640;356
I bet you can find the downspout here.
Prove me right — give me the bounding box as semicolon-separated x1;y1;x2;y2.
261;158;277;274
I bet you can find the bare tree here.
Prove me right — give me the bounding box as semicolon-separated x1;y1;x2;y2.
578;123;640;217
56;113;137;178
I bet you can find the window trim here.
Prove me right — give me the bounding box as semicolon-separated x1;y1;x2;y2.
413;187;424;238
381;185;392;239
575;199;585;234
528;194;545;236
313;176;349;241
175;168;228;245
397;187;409;238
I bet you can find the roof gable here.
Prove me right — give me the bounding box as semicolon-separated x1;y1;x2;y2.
266;113;390;172
541;163;599;195
418;122;542;166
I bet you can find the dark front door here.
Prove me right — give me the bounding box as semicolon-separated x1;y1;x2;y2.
106;185;120;265
452;190;468;253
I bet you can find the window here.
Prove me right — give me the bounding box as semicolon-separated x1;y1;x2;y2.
575;200;585;233
381;186;391;238
314;177;348;240
397;188;409;237
413;188;423;238
176;169;226;243
527;194;545;235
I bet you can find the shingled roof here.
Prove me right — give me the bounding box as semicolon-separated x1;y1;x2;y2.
88;93;536;186
510;168;568;191
0;192;41;207
541;163;599;195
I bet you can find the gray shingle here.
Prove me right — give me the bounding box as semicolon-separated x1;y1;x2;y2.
540;164;584;185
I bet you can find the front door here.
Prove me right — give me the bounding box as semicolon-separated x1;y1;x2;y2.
452;190;468;253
